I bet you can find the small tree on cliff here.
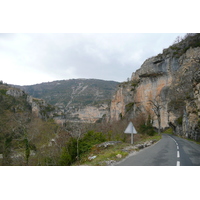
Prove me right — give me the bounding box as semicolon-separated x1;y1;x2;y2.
149;96;163;134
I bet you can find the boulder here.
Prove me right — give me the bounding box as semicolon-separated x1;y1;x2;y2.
116;154;122;158
88;155;97;160
104;160;116;165
97;141;122;148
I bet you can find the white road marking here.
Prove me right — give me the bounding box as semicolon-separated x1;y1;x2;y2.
172;138;178;145
168;135;181;166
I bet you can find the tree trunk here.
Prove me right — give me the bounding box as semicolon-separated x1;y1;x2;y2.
76;138;79;161
2;137;12;166
24;138;30;165
158;115;161;134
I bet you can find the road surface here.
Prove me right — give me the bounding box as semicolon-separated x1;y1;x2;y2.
115;134;200;166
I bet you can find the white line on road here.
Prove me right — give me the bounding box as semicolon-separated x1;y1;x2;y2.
172;138;178;146
168;135;181;166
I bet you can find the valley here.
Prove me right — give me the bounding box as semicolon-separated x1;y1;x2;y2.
1;33;200;166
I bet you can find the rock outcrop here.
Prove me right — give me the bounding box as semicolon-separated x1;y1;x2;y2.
6;88;26;98
15;79;119;124
6;87;56;120
110;34;200;141
53;103;110;124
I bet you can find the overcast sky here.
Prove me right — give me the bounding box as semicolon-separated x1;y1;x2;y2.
0;33;187;86
1;0;198;197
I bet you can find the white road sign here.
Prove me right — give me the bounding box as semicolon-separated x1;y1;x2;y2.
124;122;137;144
124;122;137;134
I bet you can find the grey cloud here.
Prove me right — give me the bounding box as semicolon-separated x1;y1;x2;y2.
0;33;186;85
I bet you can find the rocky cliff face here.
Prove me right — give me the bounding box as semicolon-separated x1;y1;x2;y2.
110;34;200;141
15;79;118;124
6;87;56;120
110;82;134;121
65;104;109;123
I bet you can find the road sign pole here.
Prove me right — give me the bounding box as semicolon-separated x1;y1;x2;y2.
131;133;133;145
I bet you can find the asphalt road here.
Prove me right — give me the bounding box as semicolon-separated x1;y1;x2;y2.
115;134;200;166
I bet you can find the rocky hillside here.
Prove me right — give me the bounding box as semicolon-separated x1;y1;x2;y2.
0;82;64;165
110;33;200;141
0;83;56;121
16;79;119;123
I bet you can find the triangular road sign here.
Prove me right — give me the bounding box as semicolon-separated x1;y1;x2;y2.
124;122;137;134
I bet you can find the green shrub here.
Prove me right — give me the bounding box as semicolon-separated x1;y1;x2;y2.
59;137;77;166
59;131;106;165
44;157;57;166
176;116;183;125
163;128;173;134
119;113;123;120
139;123;156;136
125;102;134;113
0;89;7;95
79;131;106;154
59;147;73;166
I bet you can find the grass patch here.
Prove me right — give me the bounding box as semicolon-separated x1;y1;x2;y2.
185;138;200;145
175;135;200;145
163;128;173;134
74;142;129;166
141;133;161;141
73;134;161;166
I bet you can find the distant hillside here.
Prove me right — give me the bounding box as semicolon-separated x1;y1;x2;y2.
15;79;120;123
17;79;119;107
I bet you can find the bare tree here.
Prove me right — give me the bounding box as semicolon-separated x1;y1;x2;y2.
183;33;196;40
12;113;32;165
149;96;163;134
173;36;182;44
76;130;82;161
63;122;86;161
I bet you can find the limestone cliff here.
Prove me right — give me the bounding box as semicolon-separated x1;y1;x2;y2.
65;104;109;123
6;87;55;120
110;34;200;141
16;79;118;124
4;84;110;125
